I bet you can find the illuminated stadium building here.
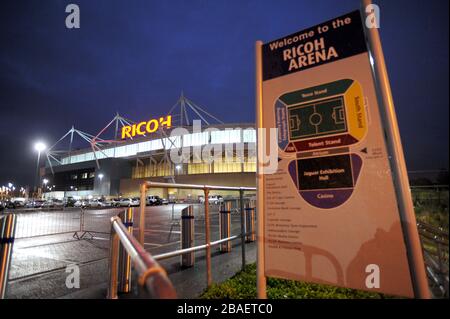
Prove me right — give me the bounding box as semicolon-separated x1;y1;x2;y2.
40;95;256;200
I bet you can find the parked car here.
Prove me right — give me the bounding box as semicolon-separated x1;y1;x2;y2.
108;198;121;207
118;198;140;207
5;199;25;209
25;199;45;208
146;195;162;206
64;197;77;207
24;200;35;208
41;200;53;209
168;196;177;204
131;197;140;206
161;198;169;205
199;195;223;205
42;199;63;209
99;198;112;207
87;199;107;208
74;200;88;208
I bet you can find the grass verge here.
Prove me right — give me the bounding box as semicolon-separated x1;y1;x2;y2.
200;263;391;299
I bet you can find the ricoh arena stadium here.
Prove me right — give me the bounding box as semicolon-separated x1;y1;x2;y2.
39;94;256;201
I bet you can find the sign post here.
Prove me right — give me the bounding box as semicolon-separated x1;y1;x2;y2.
255;40;267;299
361;0;429;298
256;8;429;298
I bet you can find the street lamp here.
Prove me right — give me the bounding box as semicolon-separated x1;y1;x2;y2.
97;173;104;196
34;141;47;196
43;179;49;193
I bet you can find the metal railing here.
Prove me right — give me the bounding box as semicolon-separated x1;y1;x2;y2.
108;214;177;299
139;181;257;287
0;214;16;299
154;235;241;261
417;221;449;297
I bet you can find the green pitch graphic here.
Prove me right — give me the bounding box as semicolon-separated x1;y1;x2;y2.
288;96;347;140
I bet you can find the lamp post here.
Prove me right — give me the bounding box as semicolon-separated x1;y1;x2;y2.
98;173;104;196
34;142;46;197
43;179;49;195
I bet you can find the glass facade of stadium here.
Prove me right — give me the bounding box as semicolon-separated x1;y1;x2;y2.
41;123;256;200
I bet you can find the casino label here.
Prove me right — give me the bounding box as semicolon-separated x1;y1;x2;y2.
287;153;362;209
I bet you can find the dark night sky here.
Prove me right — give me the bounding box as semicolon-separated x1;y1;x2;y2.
0;0;448;187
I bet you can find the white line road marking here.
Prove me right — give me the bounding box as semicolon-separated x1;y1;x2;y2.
144;243;162;247
92;236;109;241
144;229;181;234
148;241;181;249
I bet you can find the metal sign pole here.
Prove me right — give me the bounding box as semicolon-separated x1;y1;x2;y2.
255;40;267;299
0;214;16;299
204;187;212;286
239;189;246;270
139;183;146;245
361;0;430;298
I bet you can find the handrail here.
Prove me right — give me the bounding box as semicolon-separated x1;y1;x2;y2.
417;220;449;297
417;221;449;240
0;214;16;299
154;235;241;261
108;216;177;299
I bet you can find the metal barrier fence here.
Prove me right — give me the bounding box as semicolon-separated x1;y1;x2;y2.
221;197;256;215
108;214;176;299
4;208;115;240
0;207;120;299
411;185;449;213
417;221;449;297
139;181;257;288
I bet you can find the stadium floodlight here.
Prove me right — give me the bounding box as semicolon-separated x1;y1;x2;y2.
34;142;46;152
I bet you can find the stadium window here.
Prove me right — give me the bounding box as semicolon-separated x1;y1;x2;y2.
214;155;242;173
243;154;257;172
243;128;256;143
188;163;211;174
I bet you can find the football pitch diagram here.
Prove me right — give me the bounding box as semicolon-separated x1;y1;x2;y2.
275;79;368;153
288;96;347;140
